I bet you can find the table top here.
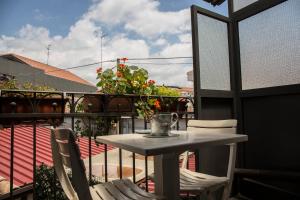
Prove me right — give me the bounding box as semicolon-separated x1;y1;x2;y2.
96;131;248;156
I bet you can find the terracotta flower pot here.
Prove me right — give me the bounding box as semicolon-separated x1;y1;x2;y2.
83;95;132;113
0;96;66;128
159;98;188;118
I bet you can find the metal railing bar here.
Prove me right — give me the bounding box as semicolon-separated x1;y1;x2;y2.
88;107;92;184
0;112;145;118
119;149;123;179
9;102;16;200
0;184;33;200
145;156;148;192
32;120;37;200
104;144;108;182
0;112;193;118
132;153;136;183
51;103;57;199
144;119;147;129
71;94;75;131
0;89;193;99
9;120;14;200
185;113;188;127
131;115;136;183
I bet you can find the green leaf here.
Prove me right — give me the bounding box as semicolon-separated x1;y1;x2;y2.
129;65;139;70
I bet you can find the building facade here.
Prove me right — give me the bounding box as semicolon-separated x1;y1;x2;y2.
0;54;96;92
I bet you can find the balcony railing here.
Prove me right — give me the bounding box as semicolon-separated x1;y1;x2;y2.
0;89;194;199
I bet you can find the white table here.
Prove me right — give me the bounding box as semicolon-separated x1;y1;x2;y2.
96;131;248;200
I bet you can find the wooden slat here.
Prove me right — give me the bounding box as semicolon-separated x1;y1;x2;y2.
181;169;228;180
122;179;158;199
187;127;236;134
112;180;150;200
56;140;70;155
55;138;71;167
102;182;131;200
61;154;71;168
180;170;228;193
187;120;237;128
54;130;69;140
92;184;115;200
89;187;104;200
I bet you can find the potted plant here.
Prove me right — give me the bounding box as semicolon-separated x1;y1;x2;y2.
0;80;67;128
79;58;188;136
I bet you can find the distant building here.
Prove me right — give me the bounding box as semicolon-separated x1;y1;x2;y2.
187;70;193;82
0;73;14;83
177;87;194;97
0;53;96;92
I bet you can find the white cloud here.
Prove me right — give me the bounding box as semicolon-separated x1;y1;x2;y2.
178;33;192;43
159;42;192;58
153;38;168;46
0;0;193;87
87;0;191;38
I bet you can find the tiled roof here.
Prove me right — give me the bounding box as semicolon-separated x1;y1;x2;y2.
1;53;94;87
0;127;112;186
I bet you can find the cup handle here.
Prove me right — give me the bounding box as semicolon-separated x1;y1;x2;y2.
170;112;179;128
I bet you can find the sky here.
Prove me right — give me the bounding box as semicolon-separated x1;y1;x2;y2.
0;0;228;87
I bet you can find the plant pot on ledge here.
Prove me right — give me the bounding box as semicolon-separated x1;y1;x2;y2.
0;96;67;128
159;98;188;118
82;95;132;113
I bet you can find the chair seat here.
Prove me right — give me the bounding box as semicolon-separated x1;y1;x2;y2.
180;168;229;194
90;179;165;200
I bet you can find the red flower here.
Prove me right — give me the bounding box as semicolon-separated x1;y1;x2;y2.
154;100;161;110
96;67;102;73
142;83;148;88
118;63;125;68
116;71;123;78
148;80;155;85
121;57;128;62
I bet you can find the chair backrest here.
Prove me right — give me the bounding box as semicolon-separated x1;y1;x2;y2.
51;128;93;200
182;119;237;194
187;119;237;135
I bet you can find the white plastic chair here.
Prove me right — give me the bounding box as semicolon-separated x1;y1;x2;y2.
51;127;164;200
180;119;237;200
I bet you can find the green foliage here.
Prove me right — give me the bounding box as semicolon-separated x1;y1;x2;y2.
73;100;118;138
0;79;55;91
156;86;180;97
97;64;159;119
21;82;55;91
96;64;157;95
0;79;18;89
75;117;118;138
35;163;101;199
96;63;181;120
35;164;67;200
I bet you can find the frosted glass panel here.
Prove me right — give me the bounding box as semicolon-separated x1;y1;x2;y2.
239;0;300;90
197;14;231;91
233;0;258;11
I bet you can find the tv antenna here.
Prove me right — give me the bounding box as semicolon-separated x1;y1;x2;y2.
46;44;51;65
94;31;107;67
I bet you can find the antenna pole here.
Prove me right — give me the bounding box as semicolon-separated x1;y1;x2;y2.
94;31;106;67
46;44;51;65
